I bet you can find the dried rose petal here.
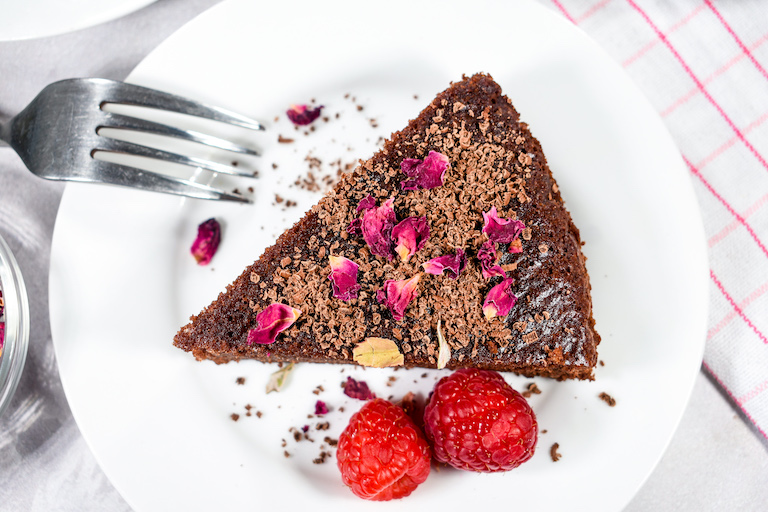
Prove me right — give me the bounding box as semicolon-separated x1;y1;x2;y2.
190;218;221;265
352;337;404;368
343;376;376;400
315;400;329;415
361;197;396;259
421;248;467;279
376;274;420;321
356;195;376;212
347;218;362;236
482;206;526;244
478;240;505;279
286;104;323;126
400;150;450;190
391;216;430;262
328;255;360;301
266;362;295;393
482;278;518;320
0;322;4;357
247;303;301;345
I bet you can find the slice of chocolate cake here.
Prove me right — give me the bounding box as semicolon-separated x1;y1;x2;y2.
174;73;600;380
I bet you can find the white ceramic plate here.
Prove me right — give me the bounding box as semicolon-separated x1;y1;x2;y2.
49;0;708;510
0;0;156;41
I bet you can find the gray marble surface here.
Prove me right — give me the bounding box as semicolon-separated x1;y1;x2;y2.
1;0;766;509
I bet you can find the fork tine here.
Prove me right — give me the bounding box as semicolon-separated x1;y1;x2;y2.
93;79;264;131
95;137;258;179
84;159;251;203
101;112;260;156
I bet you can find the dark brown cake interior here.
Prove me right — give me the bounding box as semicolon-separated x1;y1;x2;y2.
174;73;600;380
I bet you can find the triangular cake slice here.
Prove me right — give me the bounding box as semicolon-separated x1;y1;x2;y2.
174;73;600;380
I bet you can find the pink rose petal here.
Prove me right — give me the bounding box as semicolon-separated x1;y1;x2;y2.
343;376;376;400
347;218;362;236
482;206;526;244
190;218;221;265
391;216;430;262
400;150;450;190
376;274;421;321
361;197;397;259
482;278;518;320
421;248;467;279
328;255;360;301
315;400;329;415
356;195;376;212
286;104;323;126
247;303;302;345
478;240;505;279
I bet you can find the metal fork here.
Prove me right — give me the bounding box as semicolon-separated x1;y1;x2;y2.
0;78;263;203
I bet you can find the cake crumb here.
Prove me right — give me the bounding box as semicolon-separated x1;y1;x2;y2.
550;443;561;462
599;392;616;407
235;377;246;385
278;134;294;143
230;413;240;422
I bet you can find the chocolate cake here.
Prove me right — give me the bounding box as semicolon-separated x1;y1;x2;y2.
174;73;600;380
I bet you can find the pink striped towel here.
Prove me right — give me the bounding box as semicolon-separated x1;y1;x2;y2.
539;0;768;440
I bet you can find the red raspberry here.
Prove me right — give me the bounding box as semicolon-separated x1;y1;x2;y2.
423;369;538;472
337;398;431;500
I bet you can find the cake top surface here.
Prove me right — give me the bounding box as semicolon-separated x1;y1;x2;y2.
175;73;599;380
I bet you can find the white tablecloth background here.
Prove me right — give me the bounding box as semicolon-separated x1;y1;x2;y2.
1;0;766;509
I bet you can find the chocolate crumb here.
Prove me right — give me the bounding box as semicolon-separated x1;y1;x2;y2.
550;443;561;462
599;360;605;366
284;450;291;458
235;377;246;385
522;382;541;398
313;451;332;464
278;134;294;143
599;392;616;407
230;413;240;422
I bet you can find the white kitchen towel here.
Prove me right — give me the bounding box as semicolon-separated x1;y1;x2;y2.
537;0;768;440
